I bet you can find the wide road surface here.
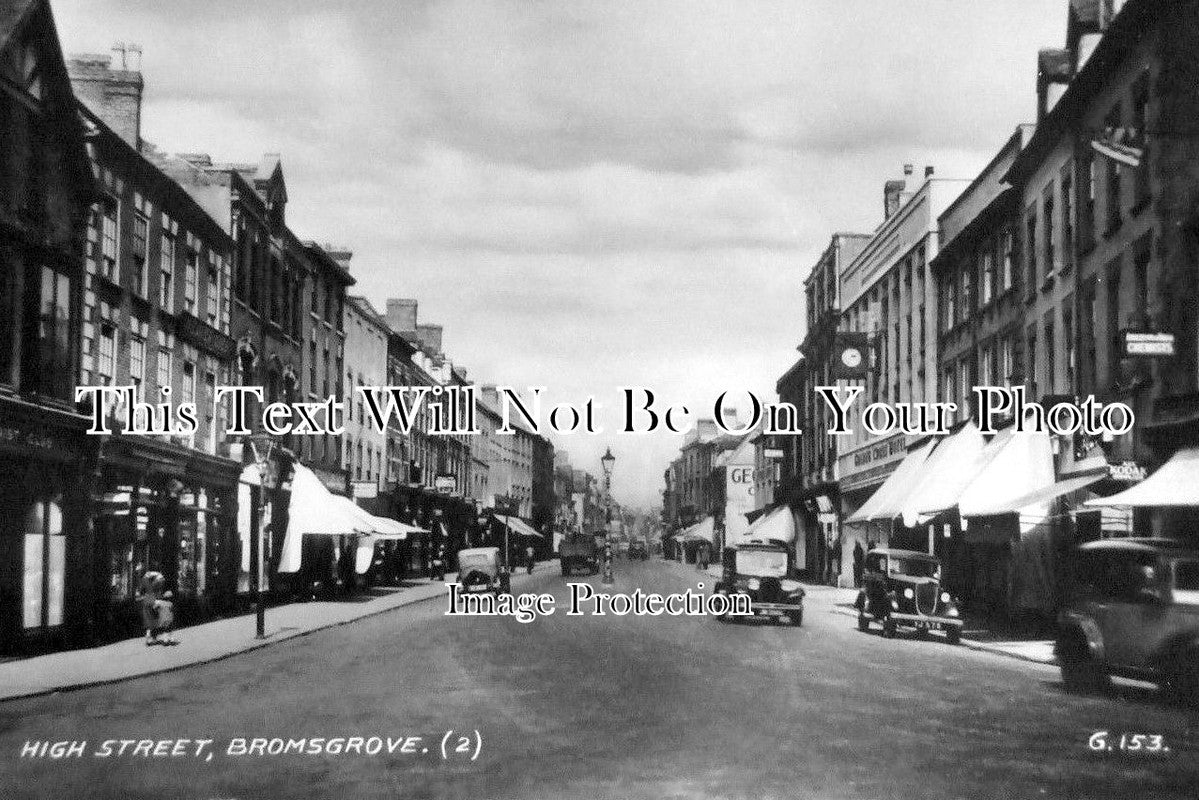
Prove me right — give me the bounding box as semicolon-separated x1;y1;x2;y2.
2;559;1198;799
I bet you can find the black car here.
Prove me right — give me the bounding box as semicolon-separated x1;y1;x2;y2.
627;540;648;560
855;548;962;644
712;541;805;625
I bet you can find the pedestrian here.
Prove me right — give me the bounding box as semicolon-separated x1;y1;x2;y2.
525;542;535;574
137;571;177;646
853;540;865;587
697;542;710;571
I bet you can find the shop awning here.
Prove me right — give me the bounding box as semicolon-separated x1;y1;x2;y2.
500;516;545;538
680;517;716;543
736;505;796;546
279;464;371;573
1086;447;1199;507
972;471;1108;515
899;422;988;526
957;430;1056;517
845;440;936;524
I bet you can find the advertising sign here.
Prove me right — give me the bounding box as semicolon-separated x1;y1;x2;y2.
725;464;757;543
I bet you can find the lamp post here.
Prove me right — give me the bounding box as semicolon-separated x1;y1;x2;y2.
246;435;293;639
601;447;615;585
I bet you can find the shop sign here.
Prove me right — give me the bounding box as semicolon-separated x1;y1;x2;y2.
764;448;785;459
1109;461;1147;482
352;481;378;499
435;474;456;494
1122;331;1175;358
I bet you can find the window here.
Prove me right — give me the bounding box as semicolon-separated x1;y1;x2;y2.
97;323;115;384
960;262;972;320
1107;259;1123;378
22;477;66;631
943;277;957;330
100;197;118;281
184;246;198;314
159;229;175;311
1134;235;1151;328
1080;277;1098;395
958;359;971;411
1027;326;1038;399
1060;164;1074;272
182;356;197;407
156;333;172;392
1132;73;1150;206
22;264;73;398
1000;336;1015;388
1078;150;1096;250
206;253;219;327
980;343;995;386
1063;303;1075;393
1044;315;1056;394
1043;184;1055;278
129;318;147;393
1105;105;1123;232
1025;209;1038;292
981;248;995;306
269;259;280;323
131;212;149;297
1001;227;1015;291
204;371;217;450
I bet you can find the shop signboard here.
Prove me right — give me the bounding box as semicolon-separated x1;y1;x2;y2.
1122;331;1175;358
352;481;378;499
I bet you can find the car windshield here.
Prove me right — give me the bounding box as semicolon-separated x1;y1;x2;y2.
888;557;939;579
736;549;787;577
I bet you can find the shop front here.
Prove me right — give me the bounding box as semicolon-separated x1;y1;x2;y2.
0;398;95;655
90;435;239;641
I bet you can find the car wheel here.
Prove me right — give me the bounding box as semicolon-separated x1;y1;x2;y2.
561;566;569;577
1059;637;1109;695
945;626;961;645
882;617;897;638
789;610;803;627
857;613;870;632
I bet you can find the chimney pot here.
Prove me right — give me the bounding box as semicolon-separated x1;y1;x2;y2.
903;164;914;176
925;165;935;178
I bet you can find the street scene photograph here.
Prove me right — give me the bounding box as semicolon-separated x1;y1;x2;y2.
3;0;1199;798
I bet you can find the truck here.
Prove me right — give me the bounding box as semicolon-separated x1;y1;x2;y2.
559;533;600;576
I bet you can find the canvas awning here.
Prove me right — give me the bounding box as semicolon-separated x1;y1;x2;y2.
279;464;370;573
845;440;936;524
736;505;796;546
500;516;545;538
1085;447;1199;507
957;430;1056;517
899;422;989;526
973;471;1108;515
680;516;716;544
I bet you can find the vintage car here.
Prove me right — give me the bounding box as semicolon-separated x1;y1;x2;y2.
457;547;507;596
627;540;649;561
855;548;962;643
712;541;805;625
1056;538;1199;704
559;533;600;576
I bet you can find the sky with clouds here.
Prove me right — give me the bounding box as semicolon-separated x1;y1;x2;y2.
53;0;1065;509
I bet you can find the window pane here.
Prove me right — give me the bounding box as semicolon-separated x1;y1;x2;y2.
47;534;65;626
22;533;43;629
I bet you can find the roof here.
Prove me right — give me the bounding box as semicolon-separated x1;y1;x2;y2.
0;0;38;54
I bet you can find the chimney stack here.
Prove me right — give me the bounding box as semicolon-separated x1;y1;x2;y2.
386;298;418;334
416;323;443;356
67;44;144;149
924;165;935;178
1037;49;1072;122
884;178;907;220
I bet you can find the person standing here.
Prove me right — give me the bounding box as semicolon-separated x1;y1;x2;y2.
853;540;866;587
137;571;176;646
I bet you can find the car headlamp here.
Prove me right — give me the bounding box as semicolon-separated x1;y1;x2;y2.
903;588;914;599
779;579;802;593
947;607;959;618
940;592;950;603
890;599;899;610
747;578;761;591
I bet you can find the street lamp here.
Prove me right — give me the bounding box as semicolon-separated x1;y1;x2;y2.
600;447;615;585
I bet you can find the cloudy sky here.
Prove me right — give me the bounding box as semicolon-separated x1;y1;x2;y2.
55;0;1064;509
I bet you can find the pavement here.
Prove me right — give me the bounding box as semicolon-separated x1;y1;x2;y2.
3;557;1195;800
0;563;552;703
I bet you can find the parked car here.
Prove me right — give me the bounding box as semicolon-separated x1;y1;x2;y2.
627;540;648;560
712;541;805;625
1056;538;1199;704
559;533;600;576
457;547;506;596
855;548;962;644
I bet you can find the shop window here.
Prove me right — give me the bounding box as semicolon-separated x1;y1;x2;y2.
22;472;65;631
